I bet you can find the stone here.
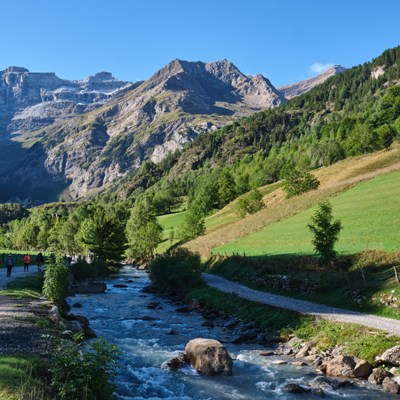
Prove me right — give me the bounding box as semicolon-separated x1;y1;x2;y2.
72;302;83;308
231;331;258;344
382;377;400;394
202;321;215;328
320;355;357;378
270;360;287;365
166;329;178;335
175;306;191;313
185;338;233;376
353;359;373;378
166;352;188;370
368;367;393;385
113;284;128;288
376;345;400;366
146;302;160;309
141;316;157;321
259;350;275;357
282;383;306;393
74;282;107;294
311;388;325;397
292;361;308;366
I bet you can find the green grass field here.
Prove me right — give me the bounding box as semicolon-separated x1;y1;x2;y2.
214;170;400;256
156;210;187;253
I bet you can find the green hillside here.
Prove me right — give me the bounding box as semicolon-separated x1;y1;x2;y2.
214;170;400;256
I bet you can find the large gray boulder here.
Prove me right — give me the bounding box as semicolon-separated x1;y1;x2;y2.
185;338;233;376
376;345;400;366
319;355;357;378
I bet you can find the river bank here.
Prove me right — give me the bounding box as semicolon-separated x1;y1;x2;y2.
67;265;398;399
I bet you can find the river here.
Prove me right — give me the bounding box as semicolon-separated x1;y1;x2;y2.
68;265;395;399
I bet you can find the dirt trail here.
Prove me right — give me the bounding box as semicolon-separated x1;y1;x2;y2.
203;273;400;336
0;266;54;355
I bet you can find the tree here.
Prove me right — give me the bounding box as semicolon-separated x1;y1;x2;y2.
126;197;163;261
218;169;237;207
307;201;342;266
282;168;320;198
235;189;264;218
179;203;206;241
79;206;127;264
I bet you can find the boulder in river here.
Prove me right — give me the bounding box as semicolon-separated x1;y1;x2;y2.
319;355;357;378
383;377;400;394
368;367;393;385
185;338;233;376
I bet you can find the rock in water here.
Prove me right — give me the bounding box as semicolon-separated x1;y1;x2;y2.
185;338;233;376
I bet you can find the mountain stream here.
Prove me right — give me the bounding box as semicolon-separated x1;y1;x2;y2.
68;266;395;400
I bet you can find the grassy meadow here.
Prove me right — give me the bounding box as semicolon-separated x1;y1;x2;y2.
214;170;400;256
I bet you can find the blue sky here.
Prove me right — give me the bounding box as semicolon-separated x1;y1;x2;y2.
1;0;399;86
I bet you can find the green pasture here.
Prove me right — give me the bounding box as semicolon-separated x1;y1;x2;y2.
214;170;400;256
156;210;187;253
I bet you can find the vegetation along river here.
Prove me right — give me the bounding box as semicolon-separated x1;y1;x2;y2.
68;266;395;399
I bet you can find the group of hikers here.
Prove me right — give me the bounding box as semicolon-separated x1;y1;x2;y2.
4;252;44;277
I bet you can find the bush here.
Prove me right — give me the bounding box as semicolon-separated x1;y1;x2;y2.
235;189;264;218
42;253;69;306
49;337;120;400
148;248;203;294
283;169;320;198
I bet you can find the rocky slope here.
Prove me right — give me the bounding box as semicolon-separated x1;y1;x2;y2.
278;65;347;99
0;60;344;203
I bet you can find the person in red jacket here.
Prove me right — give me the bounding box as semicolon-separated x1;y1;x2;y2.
23;254;31;272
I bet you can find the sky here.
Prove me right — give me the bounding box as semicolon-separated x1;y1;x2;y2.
1;0;399;86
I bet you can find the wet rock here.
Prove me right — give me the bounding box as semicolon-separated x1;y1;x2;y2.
353;359;372;378
203;311;219;320
202;320;215;328
166;352;188;370
309;376;348;391
319;355;357;378
225;319;240;329
141;285;157;293
113;284;128;288
185;338;233;376
376;345;400;366
175;306;191;313
231;330;258;344
259;350;275;357
74;282;107;294
292;361;308;366
141;316;157;321
383;377;400;394
125;280;134;283
368;367;393;385
270;360;287;365
283;383;306;393
187;299;201;311
72;302;83;308
147;302;160;309
311;388;325;397
166;329;178;335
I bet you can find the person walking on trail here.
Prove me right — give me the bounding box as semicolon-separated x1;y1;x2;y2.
36;252;44;272
23;254;31;272
5;254;14;277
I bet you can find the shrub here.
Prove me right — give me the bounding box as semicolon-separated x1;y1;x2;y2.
149;248;202;294
49;337;120;400
42;253;69;306
283;169;320;198
235;189;264;218
70;259;99;281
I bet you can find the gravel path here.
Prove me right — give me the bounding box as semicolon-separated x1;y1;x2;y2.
0;266;54;355
202;273;400;336
0;265;40;289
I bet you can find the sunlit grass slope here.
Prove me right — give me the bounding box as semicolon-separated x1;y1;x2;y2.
214;170;400;256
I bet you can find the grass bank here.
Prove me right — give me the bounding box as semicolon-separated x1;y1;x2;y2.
188;286;399;364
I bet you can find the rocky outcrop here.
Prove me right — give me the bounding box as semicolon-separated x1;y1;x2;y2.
184;338;233;376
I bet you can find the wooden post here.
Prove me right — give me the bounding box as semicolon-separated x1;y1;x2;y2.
360;268;367;287
394;266;400;284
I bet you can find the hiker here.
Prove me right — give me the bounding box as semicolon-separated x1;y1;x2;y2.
23;254;31;272
5;254;14;277
36;252;44;272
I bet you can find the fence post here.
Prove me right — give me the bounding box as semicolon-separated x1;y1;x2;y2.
394;266;400;284
360;268;367;287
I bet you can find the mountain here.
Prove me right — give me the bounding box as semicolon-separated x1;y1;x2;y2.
0;58;346;203
0;66;133;135
0;60;288;202
278;65;347;99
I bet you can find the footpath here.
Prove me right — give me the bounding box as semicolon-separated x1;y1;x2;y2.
202;273;400;336
0;265;53;355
